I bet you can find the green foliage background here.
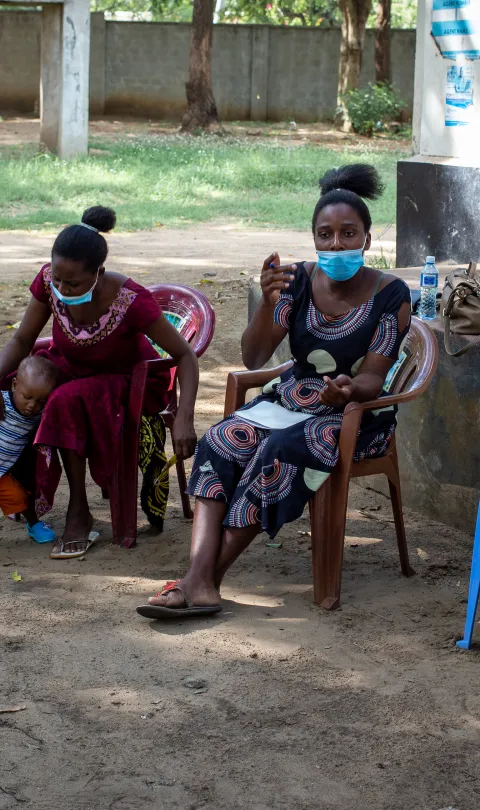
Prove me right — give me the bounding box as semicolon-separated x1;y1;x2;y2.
90;0;417;28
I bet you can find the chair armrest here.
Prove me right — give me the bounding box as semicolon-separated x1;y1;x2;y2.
336;378;434;473
224;356;430;440
224;361;293;417
334;394;407;482
143;357;176;371
349;387;426;415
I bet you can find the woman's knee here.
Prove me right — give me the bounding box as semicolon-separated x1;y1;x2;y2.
205;417;260;460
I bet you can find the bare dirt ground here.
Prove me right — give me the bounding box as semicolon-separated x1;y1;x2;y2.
0;128;477;810
0;114;410;152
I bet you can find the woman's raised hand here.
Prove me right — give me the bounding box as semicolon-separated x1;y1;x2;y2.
261;252;296;307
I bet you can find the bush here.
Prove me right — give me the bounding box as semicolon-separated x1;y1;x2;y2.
343;83;407;137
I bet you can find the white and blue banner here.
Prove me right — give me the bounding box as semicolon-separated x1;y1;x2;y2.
432;0;480;60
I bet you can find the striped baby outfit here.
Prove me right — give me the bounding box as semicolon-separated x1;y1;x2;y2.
0;391;40;476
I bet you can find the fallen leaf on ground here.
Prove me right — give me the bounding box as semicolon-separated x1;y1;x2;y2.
0;705;27;713
10;570;22;582
416;548;429;561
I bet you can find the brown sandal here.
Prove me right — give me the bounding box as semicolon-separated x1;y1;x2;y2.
136;580;222;620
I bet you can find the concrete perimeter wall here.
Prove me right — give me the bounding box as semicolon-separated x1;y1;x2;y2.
0;11;41;112
0;12;415;122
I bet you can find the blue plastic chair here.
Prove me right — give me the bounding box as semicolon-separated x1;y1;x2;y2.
456;501;480;650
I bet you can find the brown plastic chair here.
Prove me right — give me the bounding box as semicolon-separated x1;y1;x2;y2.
223;317;438;610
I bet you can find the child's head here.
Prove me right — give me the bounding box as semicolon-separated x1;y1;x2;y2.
12;357;59;417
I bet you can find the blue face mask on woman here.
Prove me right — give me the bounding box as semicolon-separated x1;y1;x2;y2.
316;237;367;282
51;271;99;306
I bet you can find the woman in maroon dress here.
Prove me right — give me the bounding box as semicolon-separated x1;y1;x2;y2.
0;206;198;557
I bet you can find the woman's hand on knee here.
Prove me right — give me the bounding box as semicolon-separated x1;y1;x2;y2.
172;414;197;460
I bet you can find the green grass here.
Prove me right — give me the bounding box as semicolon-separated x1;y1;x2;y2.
0;135;407;231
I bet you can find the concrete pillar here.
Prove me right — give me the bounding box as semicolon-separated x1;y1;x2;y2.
250;26;269;121
40;0;90;158
397;0;480;266
40;4;62;153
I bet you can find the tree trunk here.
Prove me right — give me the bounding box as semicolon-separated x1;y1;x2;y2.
181;0;223;134
337;0;372;131
375;0;391;84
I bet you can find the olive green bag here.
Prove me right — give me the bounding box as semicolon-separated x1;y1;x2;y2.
442;261;480;357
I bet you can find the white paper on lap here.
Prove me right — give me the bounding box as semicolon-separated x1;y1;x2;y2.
234;401;312;430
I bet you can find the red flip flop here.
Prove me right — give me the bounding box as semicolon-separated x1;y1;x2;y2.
136;580;222;620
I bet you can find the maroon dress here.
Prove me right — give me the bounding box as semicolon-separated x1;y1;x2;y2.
29;264;170;516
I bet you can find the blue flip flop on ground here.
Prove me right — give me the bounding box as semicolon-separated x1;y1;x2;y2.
27;521;56;544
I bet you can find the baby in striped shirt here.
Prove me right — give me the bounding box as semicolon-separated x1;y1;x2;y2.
0;356;59;543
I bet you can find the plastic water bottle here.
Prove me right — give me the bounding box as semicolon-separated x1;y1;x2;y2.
418;256;438;320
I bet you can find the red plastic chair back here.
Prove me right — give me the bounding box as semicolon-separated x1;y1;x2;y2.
148;284;215;359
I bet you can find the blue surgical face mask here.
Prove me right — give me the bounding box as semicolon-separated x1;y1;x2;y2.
51;271;99;306
316;237;367;282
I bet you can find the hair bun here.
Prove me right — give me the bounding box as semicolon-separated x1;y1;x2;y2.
82;206;116;233
319;164;384;201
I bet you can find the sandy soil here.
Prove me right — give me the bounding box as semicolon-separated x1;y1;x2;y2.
0;223;478;810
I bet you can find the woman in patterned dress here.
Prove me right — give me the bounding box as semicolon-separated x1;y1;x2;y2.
0;207;199;558
138;164;411;619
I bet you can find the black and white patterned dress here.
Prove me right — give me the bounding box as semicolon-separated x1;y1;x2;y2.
188;263;411;538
